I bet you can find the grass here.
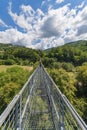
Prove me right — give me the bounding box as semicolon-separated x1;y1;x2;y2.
0;65;33;73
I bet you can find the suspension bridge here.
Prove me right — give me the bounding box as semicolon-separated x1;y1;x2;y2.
0;64;87;130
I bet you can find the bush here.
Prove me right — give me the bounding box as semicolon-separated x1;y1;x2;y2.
76;65;87;96
0;66;32;114
4;59;15;65
47;68;76;101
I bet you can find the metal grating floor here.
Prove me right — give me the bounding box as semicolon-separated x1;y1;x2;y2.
24;72;55;130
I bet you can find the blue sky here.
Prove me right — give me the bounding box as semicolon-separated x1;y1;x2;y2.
0;0;87;49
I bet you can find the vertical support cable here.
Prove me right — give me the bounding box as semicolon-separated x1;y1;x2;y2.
15;101;19;129
19;95;22;130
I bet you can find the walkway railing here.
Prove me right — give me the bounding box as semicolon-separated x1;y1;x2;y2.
0;64;87;130
42;65;87;130
0;66;39;130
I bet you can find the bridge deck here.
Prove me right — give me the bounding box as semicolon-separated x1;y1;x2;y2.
23;67;55;130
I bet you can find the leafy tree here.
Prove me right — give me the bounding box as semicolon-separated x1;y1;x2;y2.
47;68;76;102
76;65;87;96
0;88;7;114
0;66;32;114
4;59;15;65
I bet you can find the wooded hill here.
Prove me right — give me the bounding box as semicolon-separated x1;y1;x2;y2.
0;43;40;65
42;40;87;67
0;40;87;66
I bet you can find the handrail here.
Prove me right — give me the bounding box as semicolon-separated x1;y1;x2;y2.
0;66;38;127
62;95;87;130
0;94;19;126
42;64;87;130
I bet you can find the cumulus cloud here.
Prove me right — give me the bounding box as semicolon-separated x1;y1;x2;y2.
0;28;21;43
77;25;87;36
0;1;87;49
0;28;36;47
8;4;34;31
40;16;61;38
40;4;70;39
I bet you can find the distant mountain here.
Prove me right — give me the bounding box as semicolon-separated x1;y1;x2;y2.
65;40;87;46
64;40;87;51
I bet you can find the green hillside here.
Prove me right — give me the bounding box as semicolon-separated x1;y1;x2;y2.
0;43;40;65
42;40;87;67
0;40;87;67
66;40;87;47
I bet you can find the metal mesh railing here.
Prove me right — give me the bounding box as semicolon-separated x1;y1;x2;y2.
42;65;87;130
0;66;39;130
0;64;87;130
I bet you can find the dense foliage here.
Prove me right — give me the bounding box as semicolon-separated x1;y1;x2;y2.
0;43;40;65
0;40;87;66
0;66;33;114
42;40;87;67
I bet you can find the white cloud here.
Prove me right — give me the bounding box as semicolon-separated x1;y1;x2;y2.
8;4;34;31
39;4;70;38
0;19;8;27
41;1;46;7
0;27;37;47
0;1;87;50
21;4;35;16
33;37;64;50
56;0;64;4
0;28;22;44
76;1;85;9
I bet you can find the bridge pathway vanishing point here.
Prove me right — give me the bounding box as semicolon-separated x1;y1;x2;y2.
0;64;87;130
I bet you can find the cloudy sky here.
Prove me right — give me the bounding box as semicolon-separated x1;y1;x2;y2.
0;0;87;49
